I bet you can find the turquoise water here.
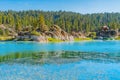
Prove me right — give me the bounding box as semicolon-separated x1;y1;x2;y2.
1;61;120;80
0;40;120;55
0;41;120;80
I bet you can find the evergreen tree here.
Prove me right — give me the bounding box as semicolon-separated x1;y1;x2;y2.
0;10;119;34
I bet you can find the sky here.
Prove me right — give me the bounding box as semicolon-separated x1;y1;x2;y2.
0;0;120;14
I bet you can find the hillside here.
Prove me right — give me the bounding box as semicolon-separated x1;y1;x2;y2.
0;10;120;41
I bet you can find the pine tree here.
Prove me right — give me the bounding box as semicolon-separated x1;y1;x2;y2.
38;14;48;32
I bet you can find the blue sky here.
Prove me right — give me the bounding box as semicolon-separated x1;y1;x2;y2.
0;0;120;14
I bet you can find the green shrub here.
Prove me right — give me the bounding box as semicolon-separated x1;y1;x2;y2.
31;31;40;36
88;32;96;38
115;37;120;40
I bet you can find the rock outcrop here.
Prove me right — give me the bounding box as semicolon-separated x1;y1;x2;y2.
0;24;17;37
16;25;86;42
47;25;74;41
96;26;117;39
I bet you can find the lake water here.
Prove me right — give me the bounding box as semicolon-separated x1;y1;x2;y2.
0;40;120;55
0;41;120;80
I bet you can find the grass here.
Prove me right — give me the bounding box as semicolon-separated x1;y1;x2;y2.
115;37;120;40
0;36;14;41
74;37;92;41
48;37;92;43
48;38;62;42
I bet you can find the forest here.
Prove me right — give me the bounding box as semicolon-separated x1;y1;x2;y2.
0;10;120;35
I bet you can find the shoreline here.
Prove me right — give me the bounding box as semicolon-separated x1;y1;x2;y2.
0;36;120;43
0;38;120;43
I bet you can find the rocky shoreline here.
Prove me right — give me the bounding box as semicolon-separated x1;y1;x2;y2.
15;25;90;42
0;24;120;42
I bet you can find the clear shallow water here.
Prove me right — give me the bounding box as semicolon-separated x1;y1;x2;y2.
0;40;120;55
0;41;120;80
1;61;120;80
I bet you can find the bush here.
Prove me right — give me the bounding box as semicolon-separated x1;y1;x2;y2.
88;32;96;38
31;31;40;36
115;37;120;40
0;29;5;36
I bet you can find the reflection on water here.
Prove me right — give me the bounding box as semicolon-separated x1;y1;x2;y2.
1;41;120;55
1;51;120;64
0;51;120;80
0;41;120;80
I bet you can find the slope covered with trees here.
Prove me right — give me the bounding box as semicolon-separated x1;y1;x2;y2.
0;10;120;41
0;10;120;33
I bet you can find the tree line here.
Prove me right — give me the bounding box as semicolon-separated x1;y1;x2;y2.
0;10;120;33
